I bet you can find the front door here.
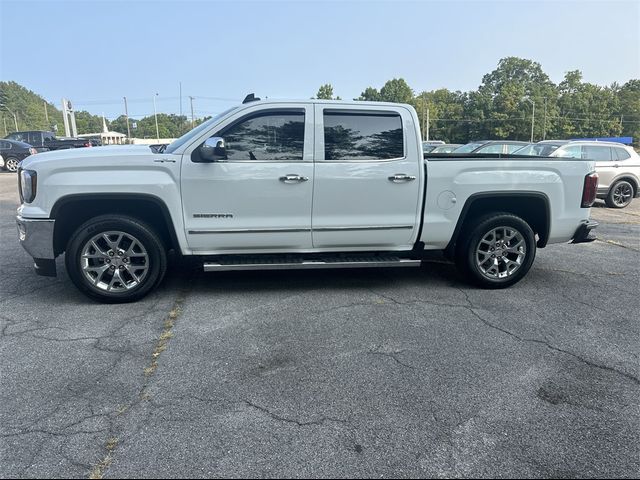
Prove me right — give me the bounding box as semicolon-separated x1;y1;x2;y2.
311;105;422;250
181;105;314;254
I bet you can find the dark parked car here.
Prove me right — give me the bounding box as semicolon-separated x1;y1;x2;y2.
0;139;40;172
5;130;92;150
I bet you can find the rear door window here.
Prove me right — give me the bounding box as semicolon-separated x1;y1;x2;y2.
613;147;631;161
323;111;404;160
555;145;582;158
583;146;612;161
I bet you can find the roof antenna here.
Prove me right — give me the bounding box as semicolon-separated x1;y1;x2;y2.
243;93;261;104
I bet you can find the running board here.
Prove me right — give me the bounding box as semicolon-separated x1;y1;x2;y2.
203;256;421;272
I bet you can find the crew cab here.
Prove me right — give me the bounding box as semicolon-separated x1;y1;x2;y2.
6;130;92;150
16;97;599;302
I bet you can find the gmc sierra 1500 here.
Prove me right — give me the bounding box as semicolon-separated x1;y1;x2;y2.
16;96;598;302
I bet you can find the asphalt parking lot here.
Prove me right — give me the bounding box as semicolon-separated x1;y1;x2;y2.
1;171;638;478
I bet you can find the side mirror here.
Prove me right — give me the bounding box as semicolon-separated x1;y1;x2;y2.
199;137;226;162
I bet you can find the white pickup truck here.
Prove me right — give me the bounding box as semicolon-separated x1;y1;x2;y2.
16;96;599;302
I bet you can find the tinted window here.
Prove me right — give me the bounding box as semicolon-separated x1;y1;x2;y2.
583;146;612;161
7;132;27;143
324;111;403;160
614;147;631;160
0;141;10;149
28;132;41;145
219;110;305;161
555;145;582;158
43;132;56;141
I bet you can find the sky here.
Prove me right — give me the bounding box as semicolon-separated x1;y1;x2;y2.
1;0;639;121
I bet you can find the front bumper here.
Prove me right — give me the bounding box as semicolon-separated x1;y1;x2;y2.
571;220;598;244
16;215;57;276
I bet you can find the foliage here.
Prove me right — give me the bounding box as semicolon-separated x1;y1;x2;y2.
316;84;341;100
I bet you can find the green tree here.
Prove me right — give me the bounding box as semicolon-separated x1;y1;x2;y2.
316;84;335;100
616;79;640;145
379;78;413;104
473;57;559;141
555;70;621;139
357;87;381;101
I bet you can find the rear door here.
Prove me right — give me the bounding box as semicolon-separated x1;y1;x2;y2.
584;145;616;190
311;104;422;250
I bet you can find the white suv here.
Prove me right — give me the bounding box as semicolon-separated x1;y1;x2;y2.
552;141;640;208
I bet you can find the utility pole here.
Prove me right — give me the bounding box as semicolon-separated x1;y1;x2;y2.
44;101;49;127
153;93;160;141
421;99;425;141
123;96;131;141
426;108;430;142
189;96;195;129
525;98;535;142
179;81;183;134
542;98;547;141
3;116;7;136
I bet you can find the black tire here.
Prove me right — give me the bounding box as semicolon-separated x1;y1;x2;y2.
65;215;167;303
455;212;536;289
605;180;634;209
5;157;20;172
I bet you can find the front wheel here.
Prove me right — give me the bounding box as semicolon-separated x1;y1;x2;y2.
455;213;536;289
65;215;167;303
605;180;634;208
5;157;19;172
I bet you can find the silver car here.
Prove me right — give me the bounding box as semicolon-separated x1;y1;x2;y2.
551;141;640;208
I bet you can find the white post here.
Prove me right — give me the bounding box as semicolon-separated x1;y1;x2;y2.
153;93;160;141
62;98;70;137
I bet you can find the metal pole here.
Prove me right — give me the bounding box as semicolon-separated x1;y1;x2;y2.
14;111;19;131
123;96;131;140
421;99;425;142
153;93;160;141
189;96;195;129
44;101;49;127
530;102;535;142
542;98;547;141
426;108;430;142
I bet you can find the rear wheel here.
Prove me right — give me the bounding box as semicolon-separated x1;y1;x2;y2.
5;157;19;172
455;213;536;289
65;215;167;303
605;180;634;208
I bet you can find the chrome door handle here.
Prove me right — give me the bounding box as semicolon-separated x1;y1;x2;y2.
388;174;416;182
279;174;309;183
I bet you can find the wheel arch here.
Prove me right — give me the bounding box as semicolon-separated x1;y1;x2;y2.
608;175;639;196
444;191;551;256
50;193;180;256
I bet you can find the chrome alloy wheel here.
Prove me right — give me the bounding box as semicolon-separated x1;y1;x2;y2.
475;226;527;280
612;182;633;207
5;158;19;172
80;231;149;292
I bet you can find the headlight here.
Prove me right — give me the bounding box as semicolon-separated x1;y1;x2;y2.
19;169;37;204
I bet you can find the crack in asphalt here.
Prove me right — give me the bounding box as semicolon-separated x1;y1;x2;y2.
243;400;348;427
367;347;416;370
455;289;640;386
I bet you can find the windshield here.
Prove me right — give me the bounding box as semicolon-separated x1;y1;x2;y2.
452;142;483;153
514;144;562;156
164;106;239;154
